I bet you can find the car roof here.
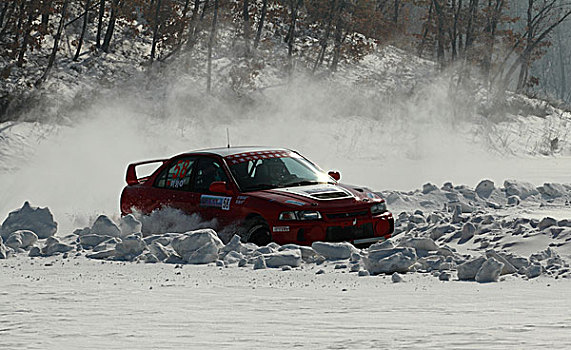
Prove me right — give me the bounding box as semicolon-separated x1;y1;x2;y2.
186;146;293;157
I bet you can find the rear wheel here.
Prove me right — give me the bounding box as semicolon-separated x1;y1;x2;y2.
243;216;272;246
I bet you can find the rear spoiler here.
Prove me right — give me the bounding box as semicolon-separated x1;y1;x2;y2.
125;159;168;186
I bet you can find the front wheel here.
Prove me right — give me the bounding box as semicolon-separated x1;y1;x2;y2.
243;216;272;246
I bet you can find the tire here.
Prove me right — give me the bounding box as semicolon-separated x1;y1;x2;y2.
243;216;272;246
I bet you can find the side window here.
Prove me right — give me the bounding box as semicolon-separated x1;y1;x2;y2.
193;158;229;193
155;158;196;191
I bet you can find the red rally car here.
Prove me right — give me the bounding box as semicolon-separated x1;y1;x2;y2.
120;147;394;246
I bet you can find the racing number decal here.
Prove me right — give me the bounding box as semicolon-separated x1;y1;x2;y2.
200;195;232;211
173;160;191;179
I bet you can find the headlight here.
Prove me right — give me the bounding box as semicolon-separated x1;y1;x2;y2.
279;211;322;220
370;202;387;215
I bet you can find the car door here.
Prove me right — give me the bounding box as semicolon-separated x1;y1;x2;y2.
192;156;236;227
150;156;199;214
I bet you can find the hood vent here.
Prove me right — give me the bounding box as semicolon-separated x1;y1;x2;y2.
312;191;351;200
275;184;354;201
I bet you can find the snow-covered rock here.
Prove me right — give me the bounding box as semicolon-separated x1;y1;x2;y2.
120;214;142;237
264;250;302;268
42;237;74;256
0;202;57;239
538;217;557;231
525;264;543;279
171;229;224;264
391;272;403;283
253;256;267;270
79;234;113;248
422;183;438;194
148;241;170;262
475;257;504;283
364;247;417;275
475;180;495;199
399;237;439;252
115;234;146;261
457;256;486;281
4;230;37;250
220;235;255;257
0;240;7;259
485;250;517;275
279;244;319;262
90;215;121;237
503;180;539;199
312;241;357;260
539;183;567;198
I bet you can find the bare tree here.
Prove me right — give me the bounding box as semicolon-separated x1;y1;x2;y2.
36;0;70;87
101;0;120;52
206;0;219;93
74;0;91;61
253;0;267;49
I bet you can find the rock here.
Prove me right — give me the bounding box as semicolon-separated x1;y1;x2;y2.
312;241;357;260
86;249;116;260
279;244;319;262
223;251;243;264
281;265;292;271
238;258;247;267
399;237;439;252
485;250;517;275
264;250;302;268
439;272;451;281
358;270;370;277
171;229;224;264
142;253;159;263
120;214;142;236
503;254;530;270
316;269;325;275
409;215;425;224
5;230;38;250
0;241;7;259
503;180;539;199
28;246;41;257
146;241;167;262
221;234;255;257
391;272;403;283
335;264;347;269
369;239;394;251
486;201;502;210
422;183;438;194
459;223;476;243
526;264;542;279
364;247;417;275
538;217;557;231
429;224;455;240
115;235;146;260
475;180;495;199
558;219;571;227
79;234;113;248
457;256;486;281
216;260;225;267
90;215;121;237
475;257;504;283
1;202;57;239
507;195;521;206
350;263;361;272
42;237;74;256
539;183;567;198
253;256;266;270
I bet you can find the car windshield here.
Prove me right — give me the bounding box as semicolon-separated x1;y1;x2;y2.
226;151;333;192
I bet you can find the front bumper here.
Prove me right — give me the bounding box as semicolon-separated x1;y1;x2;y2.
270;211;394;246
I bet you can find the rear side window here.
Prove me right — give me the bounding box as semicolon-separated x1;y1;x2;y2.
155;158;196;191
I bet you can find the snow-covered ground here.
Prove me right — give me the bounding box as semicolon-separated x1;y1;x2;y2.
2;255;570;349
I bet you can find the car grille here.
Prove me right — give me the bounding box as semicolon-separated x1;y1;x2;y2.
325;223;374;242
325;210;369;220
312;192;351;199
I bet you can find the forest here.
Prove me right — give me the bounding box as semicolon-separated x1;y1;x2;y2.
1;0;570;115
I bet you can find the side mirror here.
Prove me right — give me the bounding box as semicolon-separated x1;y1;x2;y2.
209;181;233;195
328;171;341;181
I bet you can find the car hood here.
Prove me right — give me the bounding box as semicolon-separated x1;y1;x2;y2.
251;183;383;207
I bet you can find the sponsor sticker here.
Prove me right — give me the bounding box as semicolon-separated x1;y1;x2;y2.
272;226;290;232
200;195;232;210
236;196;249;205
285;200;305;206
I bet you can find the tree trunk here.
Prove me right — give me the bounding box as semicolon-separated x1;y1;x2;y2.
393;0;399;23
185;0;201;50
74;0;91;61
150;0;162;61
465;0;479;52
96;0;105;48
432;0;445;68
253;0;267;49
242;0;251;56
313;0;336;72
101;0;119;52
206;0;218;93
36;0;70;87
17;12;34;66
286;0;302;60
417;0;433;58
330;1;346;73
0;2;9;28
556;24;566;100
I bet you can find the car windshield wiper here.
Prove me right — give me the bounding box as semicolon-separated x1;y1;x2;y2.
245;183;277;191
